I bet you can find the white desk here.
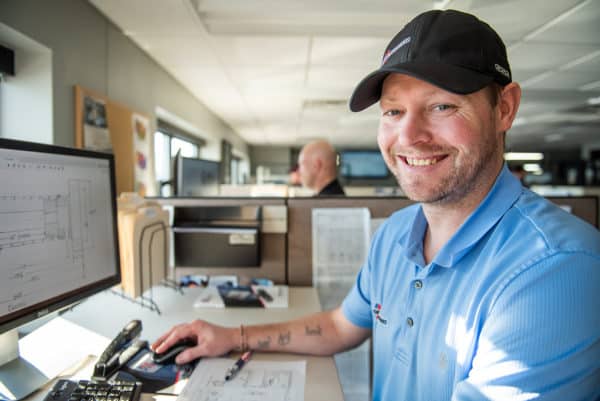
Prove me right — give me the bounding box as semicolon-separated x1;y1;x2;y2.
22;286;343;401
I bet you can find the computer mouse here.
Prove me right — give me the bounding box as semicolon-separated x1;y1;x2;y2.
152;338;196;365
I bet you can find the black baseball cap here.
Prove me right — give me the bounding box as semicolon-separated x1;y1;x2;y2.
349;9;512;112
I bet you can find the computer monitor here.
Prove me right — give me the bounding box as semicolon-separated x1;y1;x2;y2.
169;149;181;197
340;150;389;179
0;138;121;400
175;155;220;197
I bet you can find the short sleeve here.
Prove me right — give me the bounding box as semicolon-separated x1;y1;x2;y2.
342;261;373;328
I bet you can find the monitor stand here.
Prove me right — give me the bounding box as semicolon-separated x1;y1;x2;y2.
0;329;50;401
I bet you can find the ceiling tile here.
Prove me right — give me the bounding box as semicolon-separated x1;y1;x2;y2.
512;69;545;83
532;0;600;45
466;0;583;42
310;37;388;67
91;0;202;35
229;66;305;93
245;96;301;120
509;42;599;70
133;35;220;68
564;50;600;73
524;70;600;90
306;67;368;93
194;0;424;36
211;36;309;66
89;0;600;148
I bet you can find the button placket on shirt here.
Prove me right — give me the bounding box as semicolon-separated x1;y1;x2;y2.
406;278;424;329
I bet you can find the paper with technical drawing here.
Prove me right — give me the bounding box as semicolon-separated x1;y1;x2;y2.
311;208;370;284
176;358;305;401
311;208;371;311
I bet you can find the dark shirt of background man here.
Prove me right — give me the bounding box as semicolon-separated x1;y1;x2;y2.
318;178;345;196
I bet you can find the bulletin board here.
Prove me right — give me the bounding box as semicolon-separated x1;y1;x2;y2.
74;85;153;196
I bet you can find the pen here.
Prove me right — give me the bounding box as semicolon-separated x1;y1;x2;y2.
224;350;253;381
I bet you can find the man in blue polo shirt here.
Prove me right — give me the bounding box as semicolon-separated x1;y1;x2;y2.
153;9;600;400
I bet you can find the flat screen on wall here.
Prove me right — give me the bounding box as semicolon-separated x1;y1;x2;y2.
340;150;389;179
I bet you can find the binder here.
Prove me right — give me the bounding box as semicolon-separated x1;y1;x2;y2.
117;193;170;298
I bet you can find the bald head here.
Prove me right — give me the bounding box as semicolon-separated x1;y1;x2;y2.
298;140;339;193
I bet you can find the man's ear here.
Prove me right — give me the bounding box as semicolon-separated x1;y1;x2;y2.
497;82;521;132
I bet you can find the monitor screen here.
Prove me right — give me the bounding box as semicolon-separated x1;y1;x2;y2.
176;156;220;197
0;138;121;399
340;150;389;179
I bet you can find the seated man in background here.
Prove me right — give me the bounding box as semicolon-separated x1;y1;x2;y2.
153;9;600;400
297;139;345;196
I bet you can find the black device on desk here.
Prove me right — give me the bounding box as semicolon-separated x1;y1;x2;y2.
93;320;144;381
152;338;196;365
43;379;142;401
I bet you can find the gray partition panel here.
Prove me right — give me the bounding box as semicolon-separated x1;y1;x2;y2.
287;195;598;286
287;197;415;286
546;196;598;228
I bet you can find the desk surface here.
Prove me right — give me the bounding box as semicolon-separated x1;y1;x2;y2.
25;286;343;401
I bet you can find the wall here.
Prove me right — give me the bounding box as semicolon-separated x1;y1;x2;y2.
0;23;52;143
249;145;293;177
0;0;248;159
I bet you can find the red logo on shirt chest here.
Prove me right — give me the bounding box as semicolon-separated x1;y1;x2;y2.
373;303;388;325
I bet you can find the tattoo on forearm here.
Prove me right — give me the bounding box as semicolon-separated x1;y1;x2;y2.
305;324;322;336
256;336;271;349
278;331;291;346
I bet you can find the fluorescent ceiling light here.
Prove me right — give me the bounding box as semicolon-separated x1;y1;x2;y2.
520;71;554;88
433;0;453;10
545;133;564;142
560;50;600;71
523;163;543;173
587;96;600;105
504;152;544;161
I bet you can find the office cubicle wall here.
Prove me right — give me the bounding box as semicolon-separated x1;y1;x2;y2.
546;196;598;228
287;197;416;286
154;197;288;284
151;195;596;287
287;195;598;286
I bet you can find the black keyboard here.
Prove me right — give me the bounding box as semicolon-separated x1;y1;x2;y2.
43;379;142;401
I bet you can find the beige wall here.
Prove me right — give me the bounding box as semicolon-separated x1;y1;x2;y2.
0;0;248;158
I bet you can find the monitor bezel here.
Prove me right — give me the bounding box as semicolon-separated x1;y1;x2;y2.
176;155;221;197
339;149;390;179
0;138;122;334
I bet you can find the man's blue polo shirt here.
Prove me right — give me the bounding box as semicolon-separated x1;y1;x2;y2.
342;165;600;401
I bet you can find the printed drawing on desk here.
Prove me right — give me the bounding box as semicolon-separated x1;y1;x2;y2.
176;358;305;401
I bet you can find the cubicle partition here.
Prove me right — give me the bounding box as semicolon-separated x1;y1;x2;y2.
154;197;288;284
286;197;416;286
151;195;597;287
286;195;598;286
547;196;598;228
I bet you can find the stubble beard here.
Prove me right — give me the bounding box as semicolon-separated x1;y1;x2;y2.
392;139;502;207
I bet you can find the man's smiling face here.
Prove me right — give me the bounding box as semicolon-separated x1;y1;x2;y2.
377;73;505;206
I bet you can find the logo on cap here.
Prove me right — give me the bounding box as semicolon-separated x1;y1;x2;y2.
382;37;411;65
494;63;510;79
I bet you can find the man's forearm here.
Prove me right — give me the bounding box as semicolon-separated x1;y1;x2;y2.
241;308;370;356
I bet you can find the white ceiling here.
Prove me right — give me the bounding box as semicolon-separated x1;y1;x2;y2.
89;0;600;151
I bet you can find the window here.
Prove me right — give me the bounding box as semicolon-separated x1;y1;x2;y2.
154;120;205;196
171;137;198;158
231;156;241;185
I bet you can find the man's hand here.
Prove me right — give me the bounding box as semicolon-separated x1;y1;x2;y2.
151;320;238;364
